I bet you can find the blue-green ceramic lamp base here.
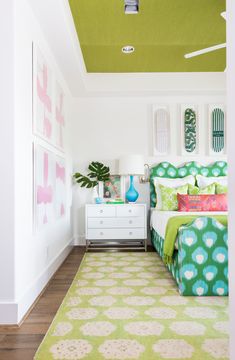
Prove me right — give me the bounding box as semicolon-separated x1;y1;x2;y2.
126;175;139;203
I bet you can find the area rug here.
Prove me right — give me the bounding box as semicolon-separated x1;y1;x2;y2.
34;252;229;360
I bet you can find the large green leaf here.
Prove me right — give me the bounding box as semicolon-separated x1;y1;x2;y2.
73;173;97;188
73;162;110;189
88;161;110;182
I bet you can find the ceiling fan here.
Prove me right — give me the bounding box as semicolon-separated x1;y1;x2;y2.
184;12;226;59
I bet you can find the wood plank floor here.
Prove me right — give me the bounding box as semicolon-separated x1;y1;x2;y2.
0;247;86;360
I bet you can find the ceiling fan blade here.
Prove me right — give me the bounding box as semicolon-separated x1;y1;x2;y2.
221;11;226;20
184;43;226;59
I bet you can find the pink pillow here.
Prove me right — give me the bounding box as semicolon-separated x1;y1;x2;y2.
177;194;227;212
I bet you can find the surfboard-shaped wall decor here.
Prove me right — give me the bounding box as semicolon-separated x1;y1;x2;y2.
184;108;196;153
153;108;170;155
212;108;225;153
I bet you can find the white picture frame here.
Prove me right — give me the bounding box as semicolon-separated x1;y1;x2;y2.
208;104;226;156
34;144;55;230
33;142;67;231
32;43;54;146
152;105;171;156
33;43;66;153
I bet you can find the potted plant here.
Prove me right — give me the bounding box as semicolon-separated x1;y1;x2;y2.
73;162;110;203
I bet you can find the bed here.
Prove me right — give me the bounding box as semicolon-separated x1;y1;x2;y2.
150;161;228;296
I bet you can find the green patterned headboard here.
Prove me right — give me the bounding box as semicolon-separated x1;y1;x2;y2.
150;161;227;208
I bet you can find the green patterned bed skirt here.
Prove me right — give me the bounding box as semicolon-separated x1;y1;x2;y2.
151;217;228;296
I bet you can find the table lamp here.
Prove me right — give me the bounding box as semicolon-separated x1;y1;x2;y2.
119;155;144;203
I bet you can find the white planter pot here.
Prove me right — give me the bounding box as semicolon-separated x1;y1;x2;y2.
92;185;99;203
98;181;104;198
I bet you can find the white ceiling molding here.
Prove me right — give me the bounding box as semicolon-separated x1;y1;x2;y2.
83;73;226;97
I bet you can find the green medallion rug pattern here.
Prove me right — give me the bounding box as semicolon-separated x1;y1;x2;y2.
34;252;228;360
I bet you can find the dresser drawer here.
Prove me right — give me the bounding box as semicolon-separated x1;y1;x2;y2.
86;206;116;217
116;205;145;217
87;228;145;240
87;217;145;229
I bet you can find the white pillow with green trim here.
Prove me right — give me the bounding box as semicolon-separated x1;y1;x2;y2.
153;175;195;209
196;175;227;188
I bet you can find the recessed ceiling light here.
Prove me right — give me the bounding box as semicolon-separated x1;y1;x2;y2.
125;0;139;14
122;46;135;54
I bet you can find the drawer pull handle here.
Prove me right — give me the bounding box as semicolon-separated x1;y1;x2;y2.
129;220;133;224
100;210;104;213
128;209;132;213
129;231;133;235
100;221;103;224
100;232;104;235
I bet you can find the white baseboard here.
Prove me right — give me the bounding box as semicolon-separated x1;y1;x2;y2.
0;239;74;325
0;303;18;324
73;234;86;246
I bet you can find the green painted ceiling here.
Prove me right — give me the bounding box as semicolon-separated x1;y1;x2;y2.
68;0;226;73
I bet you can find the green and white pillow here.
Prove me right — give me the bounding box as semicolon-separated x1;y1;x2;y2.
159;184;188;211
216;183;228;194
188;183;216;195
153;175;195;209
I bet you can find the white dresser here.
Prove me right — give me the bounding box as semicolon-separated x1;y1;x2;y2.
85;204;147;251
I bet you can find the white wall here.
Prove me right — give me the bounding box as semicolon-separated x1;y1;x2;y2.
0;0;15;312
0;0;74;324
71;92;226;244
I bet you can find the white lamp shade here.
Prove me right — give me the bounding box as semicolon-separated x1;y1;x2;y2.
119;155;144;175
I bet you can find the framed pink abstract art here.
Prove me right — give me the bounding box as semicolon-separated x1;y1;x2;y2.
33;43;67;230
55;156;66;218
35;145;55;229
33;44;53;144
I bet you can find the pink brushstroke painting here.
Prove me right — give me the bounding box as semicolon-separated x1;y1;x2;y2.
55;158;66;217
56;162;65;183
37;64;52;140
34;46;53;144
37;152;53;224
